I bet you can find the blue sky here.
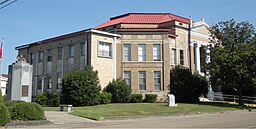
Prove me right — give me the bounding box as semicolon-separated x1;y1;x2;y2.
0;0;255;73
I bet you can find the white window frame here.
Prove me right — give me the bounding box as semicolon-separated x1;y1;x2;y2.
123;44;131;61
58;47;63;60
123;71;131;86
138;44;146;61
47;49;52;62
153;44;161;61
172;48;177;65
69;45;74;58
138;71;146;91
38;51;43;63
98;41;112;58
153;71;161;91
180;49;184;65
80;42;85;56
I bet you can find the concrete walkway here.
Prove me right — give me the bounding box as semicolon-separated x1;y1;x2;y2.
45;111;96;125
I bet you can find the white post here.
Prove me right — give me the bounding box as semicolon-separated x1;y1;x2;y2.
195;43;201;74
84;41;87;66
113;37;117;80
41;75;46;93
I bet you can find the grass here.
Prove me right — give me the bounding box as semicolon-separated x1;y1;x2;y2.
43;102;245;120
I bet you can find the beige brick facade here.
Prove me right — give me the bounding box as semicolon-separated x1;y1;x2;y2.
16;14;212;101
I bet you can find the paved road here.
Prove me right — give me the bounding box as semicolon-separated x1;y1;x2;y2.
98;110;256;128
8;110;256;128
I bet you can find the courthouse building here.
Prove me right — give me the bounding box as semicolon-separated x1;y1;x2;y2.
16;13;212;100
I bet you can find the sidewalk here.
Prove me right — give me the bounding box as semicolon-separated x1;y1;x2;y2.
7;111;104;128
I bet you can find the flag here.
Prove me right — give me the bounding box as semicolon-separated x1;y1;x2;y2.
0;36;3;59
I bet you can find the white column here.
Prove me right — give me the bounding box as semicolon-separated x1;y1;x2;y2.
205;45;210;64
195;43;201;74
113;37;117;80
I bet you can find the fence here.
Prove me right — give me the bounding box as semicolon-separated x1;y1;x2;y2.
213;93;256;104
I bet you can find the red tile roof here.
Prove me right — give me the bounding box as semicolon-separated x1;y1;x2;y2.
95;13;189;29
116;28;172;32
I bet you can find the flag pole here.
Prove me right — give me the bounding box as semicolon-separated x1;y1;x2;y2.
0;35;4;94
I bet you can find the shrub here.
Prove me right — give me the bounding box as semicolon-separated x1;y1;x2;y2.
129;94;143;103
99;92;112;104
170;66;208;103
12;102;45;120
0;96;3;103
4;100;25;107
35;92;48;106
106;78;131;103
4;100;26;119
144;94;158;103
51;92;60;107
0;103;10;126
61;67;101;106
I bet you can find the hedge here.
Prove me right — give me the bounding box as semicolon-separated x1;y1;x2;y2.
129;94;143;103
99;92;112;104
144;94;158;103
0;103;11;126
12;102;45;120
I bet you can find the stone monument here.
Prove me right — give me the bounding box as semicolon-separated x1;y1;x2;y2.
7;55;33;102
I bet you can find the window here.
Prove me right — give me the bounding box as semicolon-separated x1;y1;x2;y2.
80;42;85;56
58;47;63;60
69;45;74;58
57;72;62;89
123;71;131;86
38;51;43;63
180;50;184;65
139;71;146;91
98;41;112;58
30;53;34;64
153;44;161;61
22;85;29;97
47;49;52;61
138;44;146;61
172;48;177;64
47;74;52;89
123;44;131;61
154;71;161;91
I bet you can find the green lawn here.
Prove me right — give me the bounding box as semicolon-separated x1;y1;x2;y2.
43;102;245;120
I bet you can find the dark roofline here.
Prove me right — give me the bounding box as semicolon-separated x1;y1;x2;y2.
15;29;91;50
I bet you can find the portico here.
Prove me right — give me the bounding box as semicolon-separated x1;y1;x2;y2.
191;40;212;76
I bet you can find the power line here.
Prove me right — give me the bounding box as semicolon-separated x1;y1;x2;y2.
0;0;10;6
0;0;17;10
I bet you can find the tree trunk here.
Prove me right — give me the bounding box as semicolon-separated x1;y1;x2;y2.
238;86;244;106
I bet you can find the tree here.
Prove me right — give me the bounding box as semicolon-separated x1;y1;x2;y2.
170;66;208;103
61;67;101;106
105;78;131;103
208;19;256;106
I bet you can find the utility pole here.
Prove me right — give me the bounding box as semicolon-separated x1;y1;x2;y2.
188;16;192;72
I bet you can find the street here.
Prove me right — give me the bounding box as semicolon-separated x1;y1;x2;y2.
7;110;256;128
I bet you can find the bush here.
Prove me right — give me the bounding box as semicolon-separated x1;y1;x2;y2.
170;66;208;103
129;94;143;103
4;100;25;107
51;92;60;107
0;96;3;103
99;92;112;104
61;67;101;106
4;100;26;119
12;102;45;120
144;94;158;103
35;92;48;106
0;103;10;126
106;78;131;103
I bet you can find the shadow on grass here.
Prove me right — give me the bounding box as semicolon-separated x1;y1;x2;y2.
196;101;246;109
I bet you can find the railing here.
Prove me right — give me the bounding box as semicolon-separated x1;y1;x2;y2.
213;93;256;104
